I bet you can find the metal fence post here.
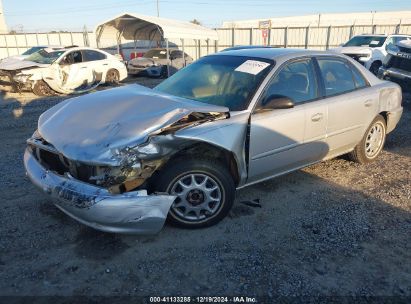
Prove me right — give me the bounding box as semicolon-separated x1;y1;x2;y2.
305;25;310;49
198;39;201;58
349;24;354;39
284;27;288;48
35;32;39;45
215;39;218;53
58;32;62;46
325;25;332;50
14;34;18;55
46;33;50;45
268;28;271;46
231;28;235;46
206;39;209;55
70;32;74;45
249;28;253;45
4;34;9;56
395;22;401;34
372;24;377;34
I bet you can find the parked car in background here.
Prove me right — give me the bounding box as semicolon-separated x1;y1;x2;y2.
332;34;411;75
0;46;127;95
221;45;274;52
127;48;193;77
0;46;63;67
24;48;402;234
378;40;411;91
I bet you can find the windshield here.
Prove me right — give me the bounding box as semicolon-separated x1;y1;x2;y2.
25;49;65;64
344;36;386;48
155;55;273;111
22;47;45;56
144;49;168;59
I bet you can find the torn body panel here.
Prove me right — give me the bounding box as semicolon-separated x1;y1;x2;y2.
24;148;176;234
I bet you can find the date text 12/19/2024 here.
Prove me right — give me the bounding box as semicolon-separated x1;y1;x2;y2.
149;296;258;303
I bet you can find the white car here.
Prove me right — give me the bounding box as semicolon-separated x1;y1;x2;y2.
0;46;127;95
332;34;411;75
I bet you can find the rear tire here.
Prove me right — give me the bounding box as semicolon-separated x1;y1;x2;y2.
105;69;120;85
348;115;386;164
153;158;236;229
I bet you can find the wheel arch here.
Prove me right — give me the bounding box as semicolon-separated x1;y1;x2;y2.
163;142;241;187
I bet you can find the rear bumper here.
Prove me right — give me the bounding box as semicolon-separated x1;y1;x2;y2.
24;148;176;234
386;107;403;134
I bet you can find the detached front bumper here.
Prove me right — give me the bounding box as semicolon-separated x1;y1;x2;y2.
24;148;176;234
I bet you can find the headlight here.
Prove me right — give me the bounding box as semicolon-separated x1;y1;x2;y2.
13;74;32;83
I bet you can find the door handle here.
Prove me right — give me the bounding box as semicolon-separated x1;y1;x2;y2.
364;100;373;107
311;113;323;122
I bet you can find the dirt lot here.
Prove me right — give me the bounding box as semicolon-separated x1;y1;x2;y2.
0;79;410;301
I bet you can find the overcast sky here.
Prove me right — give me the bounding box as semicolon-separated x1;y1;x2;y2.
3;0;411;32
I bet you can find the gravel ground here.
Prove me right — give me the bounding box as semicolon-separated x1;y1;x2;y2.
0;78;410;301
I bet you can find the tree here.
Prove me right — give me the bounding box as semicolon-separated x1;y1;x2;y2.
190;19;201;25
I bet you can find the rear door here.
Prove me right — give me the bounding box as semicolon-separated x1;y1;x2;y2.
315;57;379;155
82;49;107;83
248;58;326;183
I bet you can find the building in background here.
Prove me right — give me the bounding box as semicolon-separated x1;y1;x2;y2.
222;11;411;28
0;0;7;33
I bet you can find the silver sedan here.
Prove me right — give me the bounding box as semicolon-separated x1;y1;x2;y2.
24;48;403;234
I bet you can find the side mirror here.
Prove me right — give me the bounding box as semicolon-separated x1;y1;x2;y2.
262;94;295;110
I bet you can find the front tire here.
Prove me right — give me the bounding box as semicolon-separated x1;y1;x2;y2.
154;158;235;228
348;115;386;164
32;80;54;96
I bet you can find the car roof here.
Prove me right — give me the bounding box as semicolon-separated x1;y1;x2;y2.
211;48;336;61
355;34;387;37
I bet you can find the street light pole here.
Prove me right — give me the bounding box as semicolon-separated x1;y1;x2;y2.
157;0;159;17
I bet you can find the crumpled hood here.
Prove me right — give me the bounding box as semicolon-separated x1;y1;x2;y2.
38;84;229;164
0;59;49;71
332;46;372;55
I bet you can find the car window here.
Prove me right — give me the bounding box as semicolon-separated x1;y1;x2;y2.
317;59;356;96
344;36;386;48
171;50;183;58
25;49;65;64
61;51;83;65
155;55;273;111
350;64;368;89
83;50;106;62
393;36;411;44
261;59;318;105
144;49;168;59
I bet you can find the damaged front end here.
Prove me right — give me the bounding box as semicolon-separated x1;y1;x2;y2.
24;85;231;234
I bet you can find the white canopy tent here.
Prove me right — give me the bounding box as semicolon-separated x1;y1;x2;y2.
95;13;219;76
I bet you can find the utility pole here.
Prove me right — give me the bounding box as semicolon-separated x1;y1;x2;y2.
157;0;159;17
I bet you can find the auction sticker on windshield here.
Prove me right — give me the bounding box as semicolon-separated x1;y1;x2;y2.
235;60;270;75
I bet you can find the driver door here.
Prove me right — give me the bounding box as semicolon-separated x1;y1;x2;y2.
44;50;94;93
247;58;327;184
